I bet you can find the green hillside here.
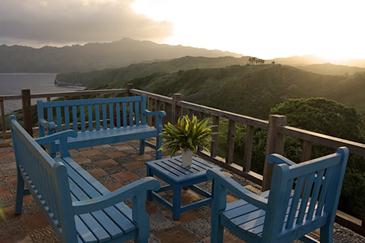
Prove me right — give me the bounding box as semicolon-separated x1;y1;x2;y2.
123;64;348;118
55;56;251;87
298;63;365;76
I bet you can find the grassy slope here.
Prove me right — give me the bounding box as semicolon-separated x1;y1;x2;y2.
130;64;346;118
55;56;250;87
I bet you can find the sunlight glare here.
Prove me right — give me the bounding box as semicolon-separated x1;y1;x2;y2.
132;0;365;60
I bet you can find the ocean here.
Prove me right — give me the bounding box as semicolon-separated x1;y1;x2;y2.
0;73;83;114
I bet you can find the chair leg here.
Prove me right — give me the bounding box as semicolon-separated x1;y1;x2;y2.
211;215;224;243
15;167;25;215
139;139;145;155
320;224;333;243
155;136;162;159
172;186;181;220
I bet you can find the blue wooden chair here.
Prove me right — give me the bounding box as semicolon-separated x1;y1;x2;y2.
208;147;349;243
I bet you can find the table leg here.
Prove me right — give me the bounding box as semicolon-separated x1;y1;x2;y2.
146;166;153;201
172;185;182;220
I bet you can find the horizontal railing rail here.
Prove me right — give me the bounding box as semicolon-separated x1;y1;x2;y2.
0;85;364;235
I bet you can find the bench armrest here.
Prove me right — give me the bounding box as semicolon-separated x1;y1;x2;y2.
39;119;56;137
144;110;166;118
207;169;268;209
144;110;166;130
267;154;296;166
35;130;77;157
72;177;160;215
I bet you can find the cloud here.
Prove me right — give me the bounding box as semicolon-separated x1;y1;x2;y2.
0;0;172;45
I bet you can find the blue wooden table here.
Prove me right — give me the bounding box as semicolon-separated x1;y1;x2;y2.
146;156;221;220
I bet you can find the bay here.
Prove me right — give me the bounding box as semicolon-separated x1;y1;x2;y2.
0;73;83;114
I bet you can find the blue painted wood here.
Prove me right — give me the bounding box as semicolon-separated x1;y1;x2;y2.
88;104;93;131
64;106;70;129
10;116;160;243
80;105;86;132
72;106;77;130
129;101;133;126
116;103;121;128
207;147;349;243
146;156;221;220
123;102;127;128
95;104;100;130
37;96;166;159
109;103;114;129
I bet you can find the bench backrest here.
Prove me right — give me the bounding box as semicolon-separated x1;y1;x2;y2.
37;96;148;135
263;147;349;242
10;116;75;241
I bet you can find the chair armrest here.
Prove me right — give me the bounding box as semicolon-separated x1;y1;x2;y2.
39;119;56;130
144;110;166;118
72;177;160;215
35;129;77;157
207;169;268;209
267;154;296;166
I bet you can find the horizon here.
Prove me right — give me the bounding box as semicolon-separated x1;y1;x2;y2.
1;1;365;62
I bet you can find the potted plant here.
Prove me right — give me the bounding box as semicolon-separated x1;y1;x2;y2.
161;115;212;167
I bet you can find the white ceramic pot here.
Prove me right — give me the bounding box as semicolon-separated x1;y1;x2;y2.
181;149;193;167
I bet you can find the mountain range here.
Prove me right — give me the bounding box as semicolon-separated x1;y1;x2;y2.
0;38;240;73
55;56;365;118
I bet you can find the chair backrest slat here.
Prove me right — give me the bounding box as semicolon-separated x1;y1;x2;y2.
80;105;85;131
123;102;127;128
129;101;134;126
64;106;70;129
56;106;62;130
116;103;121;127
47;107;53;122
87;105;93;131
285;176;304;229
135;101;140;126
102;103;107;129
109;103;114;129
141;96;147;125
72;106;78;130
296;173;316;225
306;169;325;221
95;104;100;130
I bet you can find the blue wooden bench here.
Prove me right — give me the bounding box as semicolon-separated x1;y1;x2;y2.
208;147;349;243
10;116;160;243
37;96;166;159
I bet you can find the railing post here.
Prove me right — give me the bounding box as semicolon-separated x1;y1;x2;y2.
226;119;236;164
301;140;312;162
262;114;287;190
0;97;6;139
210;116;219;158
21;89;33;136
243;125;255;172
127;83;133;96
172;93;182;124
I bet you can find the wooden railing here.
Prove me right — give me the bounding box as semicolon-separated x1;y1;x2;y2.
129;87;365;236
0;86;364;235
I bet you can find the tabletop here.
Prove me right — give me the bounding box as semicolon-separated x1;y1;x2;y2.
146;156;220;183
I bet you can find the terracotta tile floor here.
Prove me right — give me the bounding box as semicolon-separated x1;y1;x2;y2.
0;141;364;242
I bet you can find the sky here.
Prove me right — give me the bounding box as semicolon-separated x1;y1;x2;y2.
1;0;365;60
